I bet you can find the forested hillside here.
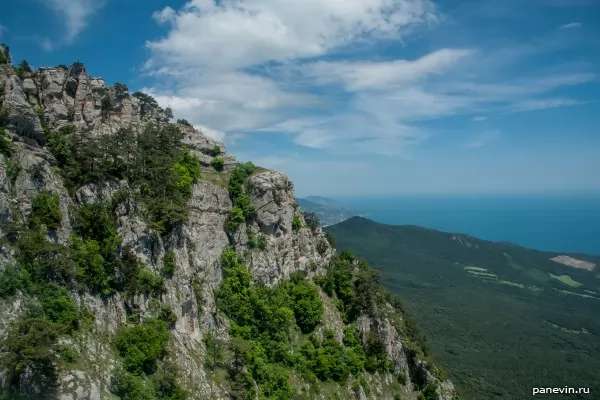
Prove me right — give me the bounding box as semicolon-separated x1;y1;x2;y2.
326;217;600;400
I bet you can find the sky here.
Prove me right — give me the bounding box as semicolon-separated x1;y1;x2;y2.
1;0;599;197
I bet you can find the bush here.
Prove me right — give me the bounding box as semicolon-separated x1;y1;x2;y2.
418;383;439;400
30;191;62;230
158;306;177;328
208;145;221;157
0;43;10;65
114;319;171;374
292;216;302;231
0;317;60;390
211;156;225;171
0;108;12;156
111;369;155;400
162;252;176;276
176;118;192;127
257;234;268;250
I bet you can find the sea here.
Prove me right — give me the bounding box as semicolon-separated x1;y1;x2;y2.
336;193;600;256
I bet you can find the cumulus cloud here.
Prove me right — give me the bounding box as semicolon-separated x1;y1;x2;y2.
144;0;595;155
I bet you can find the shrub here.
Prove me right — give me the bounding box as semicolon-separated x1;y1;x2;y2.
30;191;62;230
0;317;60;390
158;306;177;328
418;383;439;400
114;319;171;374
208;145;221;157
0;43;11;65
257;234;268;250
176;118;192;127
162;251;176;276
211;156;225;171
111;369;155;400
292;216;302;231
101;93;112;111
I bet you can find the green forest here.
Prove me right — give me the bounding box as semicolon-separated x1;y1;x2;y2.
326;217;600;400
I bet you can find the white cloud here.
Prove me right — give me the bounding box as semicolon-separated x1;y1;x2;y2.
559;22;582;29
507;98;583;112
147;0;437;70
144;0;596;157
303;48;474;91
41;0;105;48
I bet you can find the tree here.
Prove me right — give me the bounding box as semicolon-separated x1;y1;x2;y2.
18;60;32;73
164;107;173;121
0;43;11;65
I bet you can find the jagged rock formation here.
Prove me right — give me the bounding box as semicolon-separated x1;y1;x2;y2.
0;50;457;400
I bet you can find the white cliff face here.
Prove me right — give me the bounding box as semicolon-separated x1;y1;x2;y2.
0;62;455;400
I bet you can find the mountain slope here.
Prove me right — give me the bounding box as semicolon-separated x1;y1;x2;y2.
0;47;457;400
325;217;600;400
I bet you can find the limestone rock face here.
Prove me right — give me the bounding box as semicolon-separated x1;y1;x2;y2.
0;60;456;400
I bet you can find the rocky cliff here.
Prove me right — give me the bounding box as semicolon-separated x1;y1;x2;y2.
0;47;457;400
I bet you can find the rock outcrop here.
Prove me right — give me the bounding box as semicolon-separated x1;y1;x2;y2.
0;58;456;400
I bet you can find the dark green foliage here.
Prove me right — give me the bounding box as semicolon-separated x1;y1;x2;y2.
418;383;439;400
57;64;68;70
282;273;323;333
208;145;221;157
152;361;188;399
303;212;320;231
0;107;12;156
246;227;257;248
0;318;60;391
16;227;76;285
13;60;32;80
0;43;11;65
101;93;112;112
326;217;600;400
158;306;177;328
164;107;173;121
364;331;391;373
6;160;20;184
292;216;302;231
225;163;257;234
176;118;192;127
114;82;129;97
191;277;203;311
211;156;225;171
162;252;176;276
112;369;156;400
114;319;171;375
257;234;268;250
30;191;62;230
316;251;386;323
133;92;160;118
47;123;201;234
0;264;31;298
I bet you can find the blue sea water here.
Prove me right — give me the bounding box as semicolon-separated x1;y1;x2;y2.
337;194;600;256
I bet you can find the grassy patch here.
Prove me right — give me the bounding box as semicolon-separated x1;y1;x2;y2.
549;273;583;288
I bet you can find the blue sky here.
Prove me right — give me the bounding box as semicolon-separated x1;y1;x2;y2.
1;0;599;197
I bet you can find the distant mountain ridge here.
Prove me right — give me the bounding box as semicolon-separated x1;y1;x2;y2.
326;216;600;400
